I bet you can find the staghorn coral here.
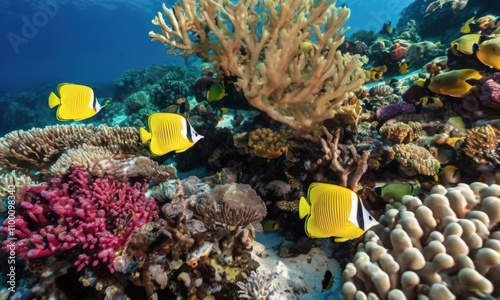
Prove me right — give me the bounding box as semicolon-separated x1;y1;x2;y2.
247;128;288;159
236;269;279;299
393;143;441;177
380;121;423;144
463;125;500;164
1;168;158;273
0;124;148;171
149;0;366;137
341;183;500;299
315;127;370;190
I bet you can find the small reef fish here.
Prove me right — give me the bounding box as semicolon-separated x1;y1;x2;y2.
385;78;399;86
322;270;334;292
48;83;110;121
300;41;318;52
420;96;443;107
451;34;481;56
436;41;441;46
164;99;190;116
440;165;460;184
263;220;280;232
476;37;500;70
447;116;466;130
461;16;476;33
369;65;387;81
140;113;203;156
299;183;378;242
373;182;421;203
399;62;409;75
207;82;228;102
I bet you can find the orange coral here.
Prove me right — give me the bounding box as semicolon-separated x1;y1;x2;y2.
248;128;288;159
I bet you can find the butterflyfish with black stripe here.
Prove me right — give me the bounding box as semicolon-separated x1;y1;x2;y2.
299;183;378;242
48;83;111;121
140;113;203;156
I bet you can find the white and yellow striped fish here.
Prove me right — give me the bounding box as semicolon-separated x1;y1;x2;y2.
48;83;108;121
140;113;203;156
299;183;378;242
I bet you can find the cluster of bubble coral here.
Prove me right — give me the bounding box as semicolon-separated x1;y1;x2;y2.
247;128;288;159
463;125;500;164
2;167;158;273
380;122;423;144
341;182;500;300
392;144;441;177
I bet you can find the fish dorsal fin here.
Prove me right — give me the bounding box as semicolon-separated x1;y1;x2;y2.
57;83;73;96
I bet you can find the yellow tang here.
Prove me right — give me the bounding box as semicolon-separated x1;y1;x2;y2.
299;183;378;242
48;83;106;121
140;113;203;156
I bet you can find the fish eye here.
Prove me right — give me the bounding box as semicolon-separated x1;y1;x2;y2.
369;216;373;221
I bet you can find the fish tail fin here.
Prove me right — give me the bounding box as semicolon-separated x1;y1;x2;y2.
48;92;61;108
140;128;152;144
299;196;310;219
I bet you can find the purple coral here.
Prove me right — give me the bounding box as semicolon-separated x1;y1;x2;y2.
2;168;158;273
480;79;500;107
376;101;416;124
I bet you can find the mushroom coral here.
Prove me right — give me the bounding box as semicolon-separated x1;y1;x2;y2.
341;183;500;299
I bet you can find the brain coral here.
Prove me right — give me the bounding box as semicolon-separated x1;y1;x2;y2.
341;183;500;299
393;144;441;177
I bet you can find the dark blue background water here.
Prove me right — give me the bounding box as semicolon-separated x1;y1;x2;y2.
0;0;413;93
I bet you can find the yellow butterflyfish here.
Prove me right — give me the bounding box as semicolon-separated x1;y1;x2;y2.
420;96;444;107
48;83;109;121
477;37;500;70
299;183;378;242
447;116;466;130
140;113;203;156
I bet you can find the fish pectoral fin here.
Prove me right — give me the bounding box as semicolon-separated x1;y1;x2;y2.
48;92;61;108
334;237;351;243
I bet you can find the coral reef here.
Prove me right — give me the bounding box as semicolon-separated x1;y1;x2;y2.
236;269;279;299
246;128;289;159
341;183;500;299
463;125;500;164
380;122;423;144
149;0;366;136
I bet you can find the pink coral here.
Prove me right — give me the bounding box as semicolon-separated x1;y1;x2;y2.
1;168;158;273
390;44;408;62
480;79;500;106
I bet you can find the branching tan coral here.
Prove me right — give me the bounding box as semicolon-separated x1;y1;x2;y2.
0;125;148;171
463;125;500;163
150;0;366;136
380;121;423;144
341;183;500;299
393;144;440;177
317;127;370;190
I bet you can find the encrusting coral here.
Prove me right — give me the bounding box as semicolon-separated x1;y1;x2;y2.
0;124;148;171
247;128;288;159
380;121;423;144
149;0;366;137
392;143;441;177
341;183;500;299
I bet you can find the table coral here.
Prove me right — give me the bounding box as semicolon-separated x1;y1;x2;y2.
393;144;441;177
341;183;500;299
1;168;158;273
149;0;366;137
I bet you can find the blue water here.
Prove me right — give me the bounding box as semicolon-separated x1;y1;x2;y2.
0;0;413;93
